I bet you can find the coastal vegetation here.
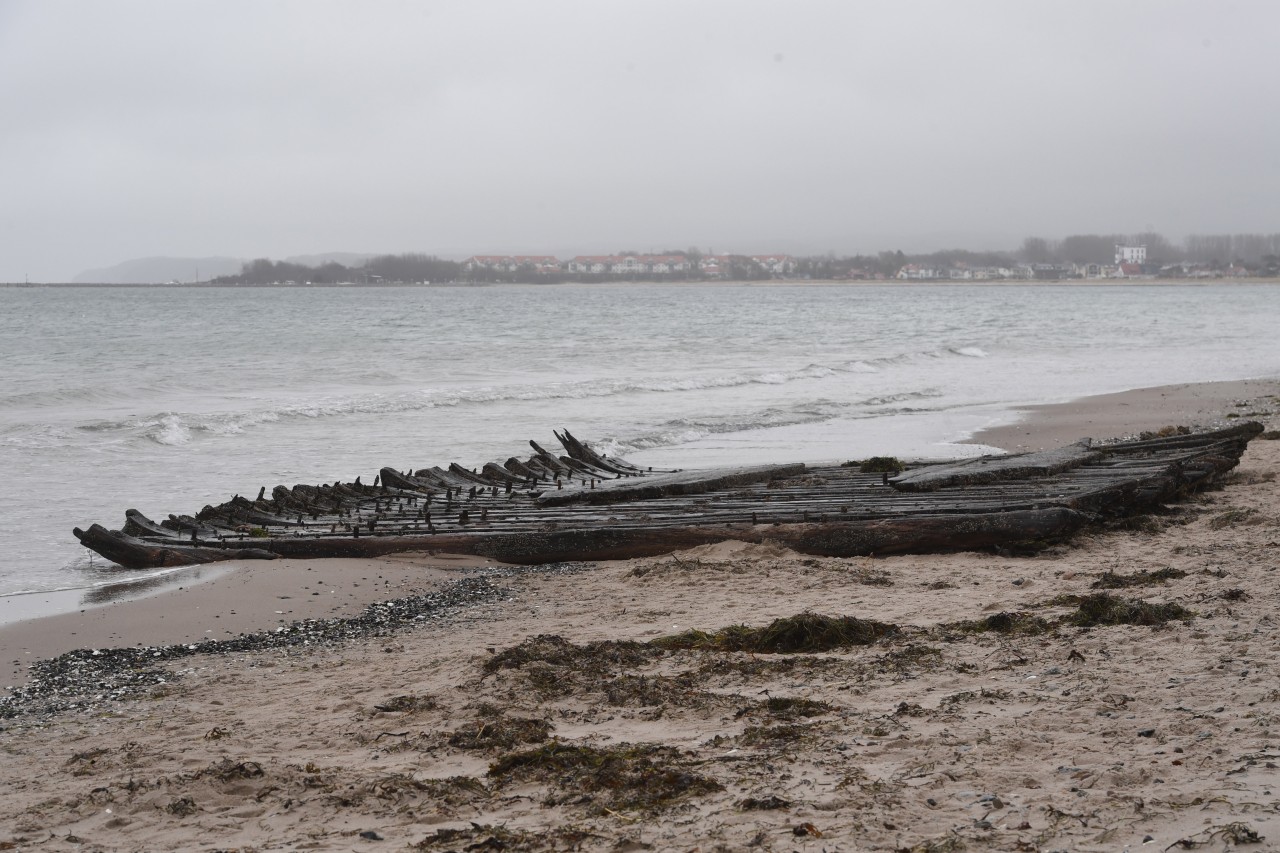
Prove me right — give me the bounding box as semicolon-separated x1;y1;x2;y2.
183;230;1280;287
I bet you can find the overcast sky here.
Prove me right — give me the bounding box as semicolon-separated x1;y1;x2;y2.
1;1;1277;280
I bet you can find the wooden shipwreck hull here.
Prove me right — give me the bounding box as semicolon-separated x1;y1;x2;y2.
74;423;1264;570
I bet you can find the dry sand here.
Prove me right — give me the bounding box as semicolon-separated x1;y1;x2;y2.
1;379;1279;852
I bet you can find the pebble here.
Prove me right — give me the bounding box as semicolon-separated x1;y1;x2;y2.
0;562;593;721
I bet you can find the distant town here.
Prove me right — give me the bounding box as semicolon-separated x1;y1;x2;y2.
12;232;1280;286
460;243;1261;283
204;232;1280;286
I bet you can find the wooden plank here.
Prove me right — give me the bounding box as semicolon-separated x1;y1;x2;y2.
889;443;1101;492
537;463;806;506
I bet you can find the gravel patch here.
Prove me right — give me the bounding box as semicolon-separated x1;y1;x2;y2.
0;562;592;722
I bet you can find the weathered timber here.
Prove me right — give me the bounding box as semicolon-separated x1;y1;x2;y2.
166;507;1085;565
1099;421;1262;454
122;508;183;539
555;428;651;476
73;524;278;567
889;442;1100;492
537;463;807;507
73;424;1263;570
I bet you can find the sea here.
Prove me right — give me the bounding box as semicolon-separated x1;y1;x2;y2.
1;283;1278;618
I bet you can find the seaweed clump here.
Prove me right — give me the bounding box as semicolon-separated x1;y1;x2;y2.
759;696;834;720
945;611;1052;636
1209;507;1262;530
488;742;722;812
651;612;897;654
447;708;553;751
1091;567;1187;589
603;673;707;708
414;822;597;851
484;634;655;674
1065;593;1194;628
853;456;904;473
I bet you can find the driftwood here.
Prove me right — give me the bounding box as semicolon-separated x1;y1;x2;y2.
73;422;1264;570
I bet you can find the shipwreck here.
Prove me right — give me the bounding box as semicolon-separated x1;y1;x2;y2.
74;422;1264;570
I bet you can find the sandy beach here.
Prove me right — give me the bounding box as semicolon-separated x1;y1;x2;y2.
2;378;1279;851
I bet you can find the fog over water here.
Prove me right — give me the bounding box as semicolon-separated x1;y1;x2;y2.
2;1;1279;281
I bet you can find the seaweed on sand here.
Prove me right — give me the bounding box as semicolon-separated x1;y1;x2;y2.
373;694;437;713
1091;567;1187;589
874;643;945;674
1209;507;1263;529
734;696;835;722
487;742;722;812
1065;593;1194;627
484;634;656;674
447;709;553;750
943;611;1052;636
603;673;712;708
414;822;600;851
759;696;834;720
738;723;816;747
651;612;897;653
367;774;489;807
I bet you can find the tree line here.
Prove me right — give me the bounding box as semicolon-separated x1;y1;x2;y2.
1018;233;1280;268
212;254;462;285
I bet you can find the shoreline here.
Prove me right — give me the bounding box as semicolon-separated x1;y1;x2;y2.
6;278;1280;290
3;377;1276;690
0;553;502;690
968;376;1280;451
1;379;1278;849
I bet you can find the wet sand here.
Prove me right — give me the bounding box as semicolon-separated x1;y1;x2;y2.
970;377;1280;451
1;553;501;689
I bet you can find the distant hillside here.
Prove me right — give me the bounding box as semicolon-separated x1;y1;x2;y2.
73;253;379;284
73;256;245;284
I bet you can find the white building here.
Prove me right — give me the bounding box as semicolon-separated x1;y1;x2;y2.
1115;244;1147;265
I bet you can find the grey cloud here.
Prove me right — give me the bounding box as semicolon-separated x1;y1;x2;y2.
1;0;1277;280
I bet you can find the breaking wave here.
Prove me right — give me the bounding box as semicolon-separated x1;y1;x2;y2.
66;345;985;446
592;390;946;456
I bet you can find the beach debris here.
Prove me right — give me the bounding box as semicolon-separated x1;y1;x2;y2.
945;611;1052;636
1091;567;1187;588
651;612;898;653
165;796;198;817
738;794;791;810
483;634;655;674
852;456;904;473
373;694;437;713
73;422;1264;569
752;696;835;720
204;758;264;781
738;723;815;747
1064;593;1194;628
447;709;552;750
1209;507;1263;529
412;823;601;851
1166;821;1264;849
487;742;723;813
